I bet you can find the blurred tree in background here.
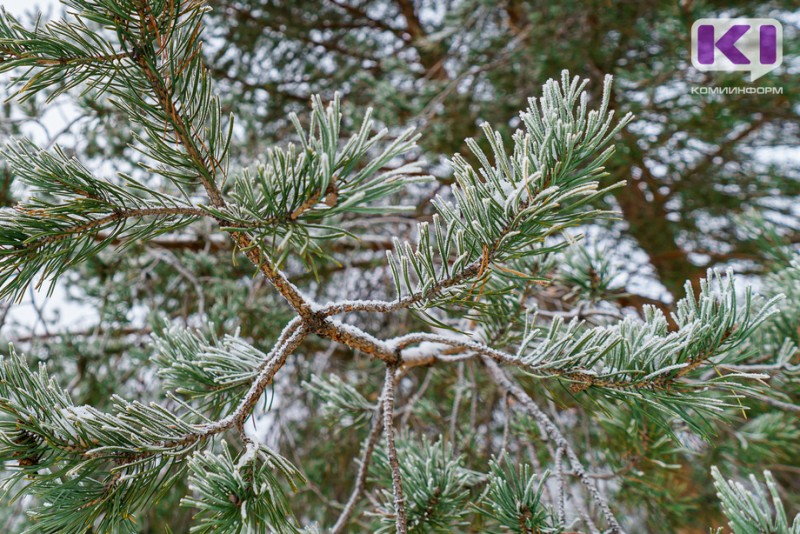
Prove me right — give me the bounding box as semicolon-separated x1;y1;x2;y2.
200;0;800;300
0;0;798;532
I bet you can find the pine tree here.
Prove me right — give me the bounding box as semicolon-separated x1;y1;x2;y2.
0;1;798;533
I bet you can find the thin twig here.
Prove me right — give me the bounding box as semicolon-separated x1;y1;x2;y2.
331;405;385;534
450;362;465;445
498;391;511;463
481;356;624;533
555;445;566;526
80;317;306;460
572;483;602;534
468;360;479;432
382;363;407;533
399;367;434;425
16;206;208;250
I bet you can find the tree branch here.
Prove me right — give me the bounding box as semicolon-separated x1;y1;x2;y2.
320;258;483;316
81;317;307;461
0;45;129;66
14;206;207;249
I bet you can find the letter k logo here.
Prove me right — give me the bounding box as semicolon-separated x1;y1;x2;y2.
697;24;750;64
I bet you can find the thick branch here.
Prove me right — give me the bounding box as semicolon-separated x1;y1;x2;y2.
391;332;524;369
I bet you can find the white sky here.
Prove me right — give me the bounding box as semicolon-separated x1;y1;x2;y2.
0;0;58;17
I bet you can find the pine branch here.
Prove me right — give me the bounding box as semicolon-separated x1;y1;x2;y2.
200;318;307;435
711;467;800;534
114;0;318;317
0;140;207;300
181;441;305;533
0;316;306;530
370;434;479;532
320;72;633;317
0;348;204;531
23;206;206;244
477;461;560;534
2;4;794;528
394;269;782;436
203;95;424;267
0;0;315;316
0;7;131;100
152;320;277;417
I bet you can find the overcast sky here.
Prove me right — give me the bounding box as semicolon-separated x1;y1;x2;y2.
2;0;58;17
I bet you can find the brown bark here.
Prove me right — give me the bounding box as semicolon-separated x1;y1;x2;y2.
613;165;705;300
395;0;448;79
